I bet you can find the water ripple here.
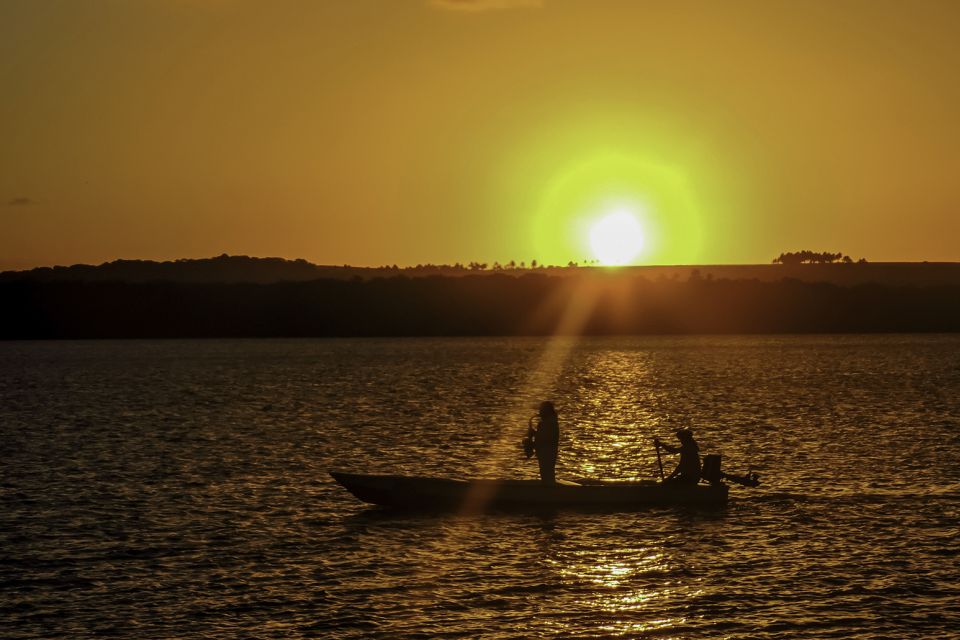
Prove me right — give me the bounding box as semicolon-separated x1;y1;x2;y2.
2;335;959;638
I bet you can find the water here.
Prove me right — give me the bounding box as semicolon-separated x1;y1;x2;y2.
2;335;959;639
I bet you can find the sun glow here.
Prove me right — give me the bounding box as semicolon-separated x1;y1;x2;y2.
589;210;645;266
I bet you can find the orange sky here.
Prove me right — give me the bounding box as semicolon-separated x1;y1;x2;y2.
2;0;959;270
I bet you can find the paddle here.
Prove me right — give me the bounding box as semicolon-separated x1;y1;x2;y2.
654;439;665;480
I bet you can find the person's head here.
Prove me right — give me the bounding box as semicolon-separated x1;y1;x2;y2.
539;401;556;419
675;428;694;442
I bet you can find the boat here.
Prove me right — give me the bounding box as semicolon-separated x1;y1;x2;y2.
329;471;731;511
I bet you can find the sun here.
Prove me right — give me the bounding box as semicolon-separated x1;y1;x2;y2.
589;210;645;266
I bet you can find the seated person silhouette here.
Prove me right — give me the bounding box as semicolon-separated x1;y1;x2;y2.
655;429;701;484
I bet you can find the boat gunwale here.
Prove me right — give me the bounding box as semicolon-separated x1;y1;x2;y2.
330;471;730;511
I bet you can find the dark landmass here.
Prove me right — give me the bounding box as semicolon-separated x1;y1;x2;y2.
1;254;370;284
4;253;960;286
3;268;960;338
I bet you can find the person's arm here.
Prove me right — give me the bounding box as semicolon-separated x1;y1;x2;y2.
656;439;681;454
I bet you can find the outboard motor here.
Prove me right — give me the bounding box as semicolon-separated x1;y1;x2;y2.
702;454;724;485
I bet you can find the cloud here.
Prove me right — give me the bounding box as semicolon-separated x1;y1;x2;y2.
7;197;34;206
430;0;543;12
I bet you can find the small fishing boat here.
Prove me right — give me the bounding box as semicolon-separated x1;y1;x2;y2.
330;471;732;511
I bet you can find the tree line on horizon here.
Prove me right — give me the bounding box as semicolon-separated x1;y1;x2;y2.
772;250;868;265
379;258;601;272
0;254;603;283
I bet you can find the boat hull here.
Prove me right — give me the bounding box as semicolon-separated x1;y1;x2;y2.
330;472;729;511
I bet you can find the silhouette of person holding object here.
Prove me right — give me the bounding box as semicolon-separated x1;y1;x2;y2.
655;429;701;484
526;401;560;483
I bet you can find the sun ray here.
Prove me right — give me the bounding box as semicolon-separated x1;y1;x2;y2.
460;279;602;513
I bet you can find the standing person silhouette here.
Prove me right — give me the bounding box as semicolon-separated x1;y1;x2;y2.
531;401;560;484
655;429;701;484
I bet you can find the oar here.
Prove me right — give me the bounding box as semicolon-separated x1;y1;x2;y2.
654;440;665;480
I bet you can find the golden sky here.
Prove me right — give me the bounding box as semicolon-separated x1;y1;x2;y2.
2;0;959;269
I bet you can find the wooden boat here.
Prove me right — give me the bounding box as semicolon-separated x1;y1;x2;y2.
329;471;730;511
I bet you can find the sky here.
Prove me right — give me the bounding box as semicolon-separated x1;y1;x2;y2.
2;0;960;270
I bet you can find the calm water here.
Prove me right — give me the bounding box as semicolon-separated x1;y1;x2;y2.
2;336;959;639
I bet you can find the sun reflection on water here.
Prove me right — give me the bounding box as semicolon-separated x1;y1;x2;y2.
564;349;672;481
541;541;692;635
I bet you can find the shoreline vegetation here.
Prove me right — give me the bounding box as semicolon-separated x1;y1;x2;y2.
3;255;960;338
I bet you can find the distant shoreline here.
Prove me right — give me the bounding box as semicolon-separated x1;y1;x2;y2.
3;254;960;287
3;267;960;339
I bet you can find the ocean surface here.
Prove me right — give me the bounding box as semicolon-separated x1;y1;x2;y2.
2;335;959;639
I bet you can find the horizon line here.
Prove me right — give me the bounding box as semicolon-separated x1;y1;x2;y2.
4;254;960;274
